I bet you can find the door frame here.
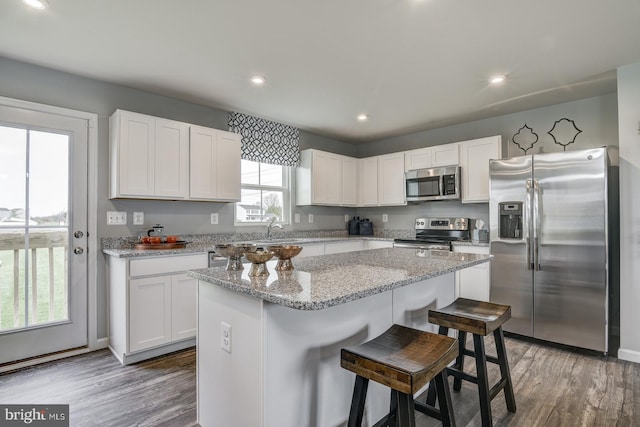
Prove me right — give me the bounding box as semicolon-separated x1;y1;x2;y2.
0;96;100;371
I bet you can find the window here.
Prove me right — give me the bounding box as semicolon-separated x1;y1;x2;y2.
235;160;290;225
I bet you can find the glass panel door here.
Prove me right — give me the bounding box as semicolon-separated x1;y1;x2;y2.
0;105;88;364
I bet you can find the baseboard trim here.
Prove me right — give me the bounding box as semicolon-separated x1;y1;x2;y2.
0;347;94;374
617;348;640;364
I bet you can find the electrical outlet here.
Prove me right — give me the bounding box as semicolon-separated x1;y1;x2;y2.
294;213;300;223
382;214;388;223
308;213;314;223
344;214;350;222
221;321;231;353
210;213;219;225
107;211;126;225
133;212;144;225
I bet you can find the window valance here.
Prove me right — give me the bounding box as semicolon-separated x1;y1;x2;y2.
228;112;300;167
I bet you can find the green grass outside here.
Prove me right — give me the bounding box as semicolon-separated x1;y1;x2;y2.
0;247;67;331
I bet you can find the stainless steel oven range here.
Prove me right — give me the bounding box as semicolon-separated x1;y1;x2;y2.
393;217;471;251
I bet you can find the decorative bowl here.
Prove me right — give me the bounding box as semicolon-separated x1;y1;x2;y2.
244;250;274;277
214;243;257;271
267;245;303;271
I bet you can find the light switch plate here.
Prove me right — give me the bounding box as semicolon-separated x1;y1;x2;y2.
210;213;219;225
382;214;388;223
308;213;314;223
221;321;231;353
294;213;300;223
107;211;126;225
133;212;144;225
344;214;349;222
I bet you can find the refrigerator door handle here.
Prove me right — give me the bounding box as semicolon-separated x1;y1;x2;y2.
526;179;533;270
533;179;541;271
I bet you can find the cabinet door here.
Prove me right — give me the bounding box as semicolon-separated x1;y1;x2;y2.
171;274;197;340
365;240;394;249
358;157;378;206
312;151;341;204
129;276;172;352
432;143;459;167
378;153;406;206
460;136;502;203
154;118;189;199
116;110;155;197
215;131;242;201
404;147;432;171
297;244;325;258
341;156;357;206
324;241;364;254
453;245;490;301
189;125;218;200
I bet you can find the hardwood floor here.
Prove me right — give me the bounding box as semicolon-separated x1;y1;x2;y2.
0;337;639;426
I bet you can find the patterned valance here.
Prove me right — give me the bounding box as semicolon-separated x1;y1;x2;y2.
228;112;300;167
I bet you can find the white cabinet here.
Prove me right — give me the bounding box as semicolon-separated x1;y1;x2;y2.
377;152;406;206
364;240;394;250
404;143;459;171
296;149;355;206
110;109;189;199
357;156;378;206
324;240;364;254
453;245;491;301
459;136;502;203
107;253;207;365
109;110;241;202
297;243;325;258
189;125;241;201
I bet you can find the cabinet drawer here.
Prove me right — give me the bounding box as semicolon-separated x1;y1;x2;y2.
130;253;208;277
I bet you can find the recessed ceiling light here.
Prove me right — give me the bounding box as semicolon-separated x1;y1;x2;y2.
489;75;506;84
357;114;369;122
250;75;266;85
23;0;45;9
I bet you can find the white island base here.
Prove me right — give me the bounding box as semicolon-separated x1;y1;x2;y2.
197;273;454;427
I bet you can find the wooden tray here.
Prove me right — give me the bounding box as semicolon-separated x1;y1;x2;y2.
134;241;188;250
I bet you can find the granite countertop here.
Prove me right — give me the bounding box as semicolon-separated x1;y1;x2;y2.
102;236;392;258
188;247;491;311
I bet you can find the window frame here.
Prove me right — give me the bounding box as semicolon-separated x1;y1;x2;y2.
234;160;291;226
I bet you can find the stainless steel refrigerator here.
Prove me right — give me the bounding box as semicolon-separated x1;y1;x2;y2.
489;147;609;353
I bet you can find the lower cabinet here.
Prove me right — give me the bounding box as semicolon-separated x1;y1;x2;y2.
452;245;491;301
107;253;207;365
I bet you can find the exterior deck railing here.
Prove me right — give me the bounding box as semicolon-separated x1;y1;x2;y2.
0;230;68;331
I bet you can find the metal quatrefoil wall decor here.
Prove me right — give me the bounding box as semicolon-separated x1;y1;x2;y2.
547;118;582;151
511;124;539;154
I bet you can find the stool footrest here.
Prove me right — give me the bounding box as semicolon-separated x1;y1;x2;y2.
414;401;444;421
461;348;500;365
446;367;478;385
371;412;396;427
489;377;509;401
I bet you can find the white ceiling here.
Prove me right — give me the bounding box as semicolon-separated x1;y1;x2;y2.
1;0;639;143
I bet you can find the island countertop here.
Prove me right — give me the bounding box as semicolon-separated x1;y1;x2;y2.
188;247;491;310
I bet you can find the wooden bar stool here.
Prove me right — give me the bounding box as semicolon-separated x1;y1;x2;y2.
427;298;517;427
341;324;458;427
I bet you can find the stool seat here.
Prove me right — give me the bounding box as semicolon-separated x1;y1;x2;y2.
341;324;459;426
428;298;511;336
341;324;458;395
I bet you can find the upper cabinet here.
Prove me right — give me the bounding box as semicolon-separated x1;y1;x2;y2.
357;156;378;206
189;126;241;202
459;135;503;203
404;143;459;171
109;110;241;202
296;149;356;206
110;110;189;199
377;152;406;206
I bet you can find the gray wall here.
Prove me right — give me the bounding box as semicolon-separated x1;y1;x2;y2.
355;93;619;231
617;62;640;362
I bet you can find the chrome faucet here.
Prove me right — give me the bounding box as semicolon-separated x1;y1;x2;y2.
266;217;283;240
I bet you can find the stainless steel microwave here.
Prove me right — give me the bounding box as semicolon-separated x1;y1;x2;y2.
405;165;461;202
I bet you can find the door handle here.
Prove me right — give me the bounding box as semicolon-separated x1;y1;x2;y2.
74;231;84;239
533;179;541;271
526;179;533;270
73;247;84;255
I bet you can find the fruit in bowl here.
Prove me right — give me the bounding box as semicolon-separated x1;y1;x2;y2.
166;235;178;243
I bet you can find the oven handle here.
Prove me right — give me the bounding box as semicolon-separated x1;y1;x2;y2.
393;242;451;251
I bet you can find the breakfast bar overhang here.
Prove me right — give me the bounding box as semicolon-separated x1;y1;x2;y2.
189;247;491;427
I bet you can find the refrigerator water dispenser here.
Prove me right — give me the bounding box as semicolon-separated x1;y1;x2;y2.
499;202;523;239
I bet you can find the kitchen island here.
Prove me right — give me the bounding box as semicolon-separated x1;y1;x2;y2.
189;247;491;427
